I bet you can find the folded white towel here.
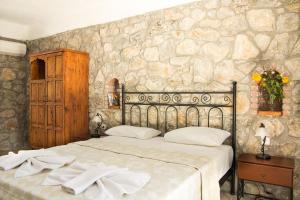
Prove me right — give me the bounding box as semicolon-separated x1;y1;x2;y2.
0;149;54;170
62;165;127;195
43;162;151;200
0;149;75;178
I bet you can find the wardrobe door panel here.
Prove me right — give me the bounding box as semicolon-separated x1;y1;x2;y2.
38;81;46;102
31;127;46;148
30;83;38;102
55;105;63;128
55;56;63;78
30;105;39;126
39;127;47;148
55;129;64;146
38;105;45;127
47;129;56;148
46;105;55;128
47;81;55;102
30;127;38;147
47;56;55;78
55;81;63;102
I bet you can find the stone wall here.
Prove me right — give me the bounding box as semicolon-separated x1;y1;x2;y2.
0;54;27;154
27;0;300;199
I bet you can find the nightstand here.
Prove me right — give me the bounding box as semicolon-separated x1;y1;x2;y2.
238;153;294;200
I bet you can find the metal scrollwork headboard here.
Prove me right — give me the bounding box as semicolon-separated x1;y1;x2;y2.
121;81;237;149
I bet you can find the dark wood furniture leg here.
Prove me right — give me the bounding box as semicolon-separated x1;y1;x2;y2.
237;178;240;200
237;178;244;200
241;179;244;197
231;172;235;195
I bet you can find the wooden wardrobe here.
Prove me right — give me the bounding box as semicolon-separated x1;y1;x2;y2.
29;49;89;149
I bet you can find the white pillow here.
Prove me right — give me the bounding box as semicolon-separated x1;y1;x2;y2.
105;125;161;139
164;127;231;146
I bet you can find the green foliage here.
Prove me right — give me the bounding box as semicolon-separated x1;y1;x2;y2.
260;70;284;104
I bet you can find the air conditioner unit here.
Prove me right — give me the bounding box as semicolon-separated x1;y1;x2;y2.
0;40;26;57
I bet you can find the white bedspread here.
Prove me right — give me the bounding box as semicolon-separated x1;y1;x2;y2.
0;136;233;200
101;136;233;180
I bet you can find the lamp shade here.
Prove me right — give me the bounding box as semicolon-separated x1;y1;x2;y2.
255;123;269;138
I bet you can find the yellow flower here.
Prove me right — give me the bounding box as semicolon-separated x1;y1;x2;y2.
252;72;262;82
282;76;289;84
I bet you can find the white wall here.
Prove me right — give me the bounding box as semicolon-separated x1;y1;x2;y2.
0;19;30;40
0;0;196;40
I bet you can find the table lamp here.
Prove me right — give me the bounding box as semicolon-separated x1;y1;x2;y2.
92;113;107;137
255;123;271;160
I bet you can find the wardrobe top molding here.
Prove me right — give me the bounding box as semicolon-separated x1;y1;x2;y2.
29;48;89;57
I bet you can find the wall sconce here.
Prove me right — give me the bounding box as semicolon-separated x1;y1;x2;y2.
107;78;120;109
92;113;107;137
255;123;271;160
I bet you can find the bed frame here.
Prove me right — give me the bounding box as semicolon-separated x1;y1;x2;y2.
121;81;237;195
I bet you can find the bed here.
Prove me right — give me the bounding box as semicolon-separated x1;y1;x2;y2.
0;82;237;200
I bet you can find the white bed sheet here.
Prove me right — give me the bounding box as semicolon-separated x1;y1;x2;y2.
102;136;233;180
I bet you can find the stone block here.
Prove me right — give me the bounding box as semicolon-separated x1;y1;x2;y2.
277;13;299;32
246;9;275;31
192;58;214;83
254;34;271;51
0;68;16;81
233;34;259;60
176;39;199;55
189;28;220;42
0;109;15;118
286;58;300;80
143;47;159;61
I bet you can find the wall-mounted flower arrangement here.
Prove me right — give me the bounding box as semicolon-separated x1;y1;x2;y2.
252;69;289;116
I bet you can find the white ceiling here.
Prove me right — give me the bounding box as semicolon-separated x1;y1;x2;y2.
0;0;196;40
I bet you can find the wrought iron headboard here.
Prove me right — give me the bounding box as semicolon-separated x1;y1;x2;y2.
122;81;236;143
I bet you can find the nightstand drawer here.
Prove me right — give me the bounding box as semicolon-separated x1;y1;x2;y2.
238;162;293;187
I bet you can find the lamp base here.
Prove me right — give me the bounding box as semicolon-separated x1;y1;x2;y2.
256;153;271;160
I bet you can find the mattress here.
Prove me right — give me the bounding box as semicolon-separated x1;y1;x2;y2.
0;136;233;200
